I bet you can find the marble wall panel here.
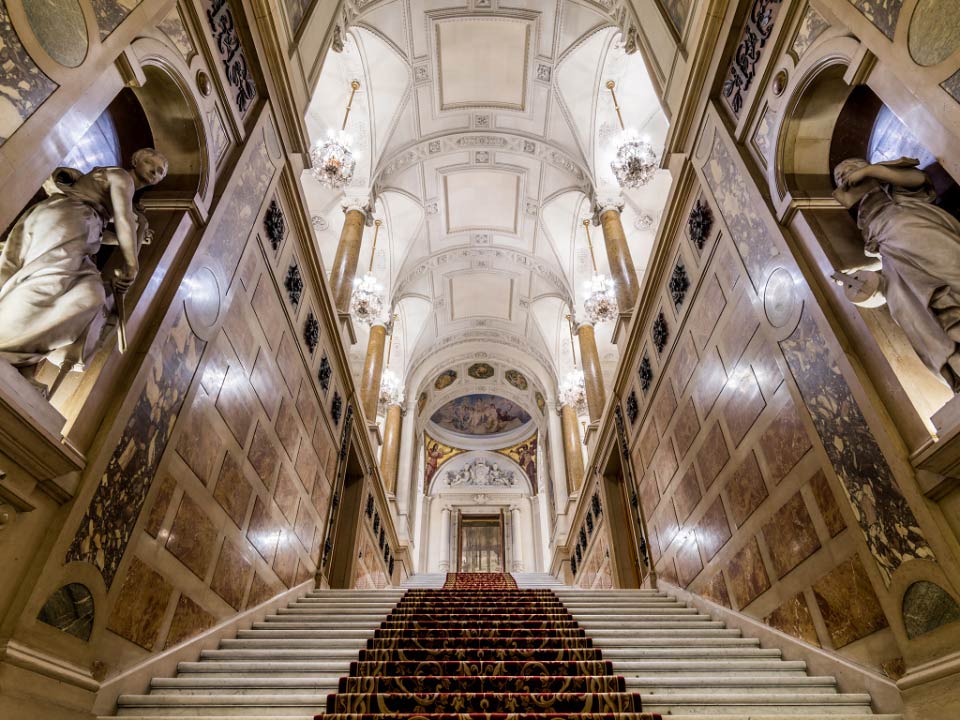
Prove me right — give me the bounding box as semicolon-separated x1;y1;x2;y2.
695;421;729;489
250;348;284;419
942;70;960;105
700;571;732;607
673;398;701;458
66;309;205;587
276;397;303;460
165;493;219;579
673;466;701;522
812;555;889;647
791;4;830;58
247;497;280;564
210;539;253;609
671;333;699;396
696;496;732;560
274;465;300;523
247;572;281;609
759;399;812;484
765;592;820;646
249;421;282;491
688;275;726;350
91;0;142;38
639;423;660;468
0;4;58;146
847;0;902;39
762;492;821;578
691;347;727;417
652;437;679;493
213;452;253;528
639;474;662;521
165;595;215;648
273;531;299;587
808;469;846;537
176;391;224;485
656;501;680;551
144;473;177;537
718;293;759;370
722;367;766;447
296;380;320;437
675;538;704;587
157;6;195;60
106;557;173;649
727;537;771;608
216;364;258;445
725;452;768;527
276;333;302;394
653;382;678;436
223;297;259;371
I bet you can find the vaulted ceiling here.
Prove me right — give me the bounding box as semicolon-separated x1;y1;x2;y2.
301;0;671;407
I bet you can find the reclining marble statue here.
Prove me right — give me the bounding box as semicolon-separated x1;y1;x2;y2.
832;157;960;392
0;148;168;396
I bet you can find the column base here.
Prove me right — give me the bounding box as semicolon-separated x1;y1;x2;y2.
337;311;358;346
612;310;633;348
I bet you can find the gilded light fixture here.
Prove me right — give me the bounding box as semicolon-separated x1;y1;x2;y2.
581;219;618;324
380;315;404;408
558;314;587;414
310;79;360;188
607;80;658;188
350;219;385;325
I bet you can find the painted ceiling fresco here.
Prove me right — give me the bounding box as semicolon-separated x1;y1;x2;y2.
430;393;532;436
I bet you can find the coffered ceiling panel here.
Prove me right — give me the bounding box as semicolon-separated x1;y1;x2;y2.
436;17;531;111
444;170;520;234
450;272;514;321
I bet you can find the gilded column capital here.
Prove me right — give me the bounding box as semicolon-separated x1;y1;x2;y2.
591;194;624;224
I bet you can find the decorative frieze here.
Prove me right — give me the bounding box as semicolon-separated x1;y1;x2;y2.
722;0;784;116
205;0;257;114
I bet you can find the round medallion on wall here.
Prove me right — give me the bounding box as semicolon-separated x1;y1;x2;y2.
772;69;788;96
196;70;212;97
909;0;960;67
23;0;88;68
184;266;222;340
763;267;802;332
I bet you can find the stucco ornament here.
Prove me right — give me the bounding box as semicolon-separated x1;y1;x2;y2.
0;148;168;393
833;157;960;391
445;458;515;487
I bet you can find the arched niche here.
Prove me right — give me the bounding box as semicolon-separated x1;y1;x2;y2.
777;61;960;431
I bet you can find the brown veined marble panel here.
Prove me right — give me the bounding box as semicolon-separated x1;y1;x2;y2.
639;476;661;519
726;451;768;527
165;493;218;579
700;571;732;608
296;558;314;585
688;275;726;350
658;556;679;586
273;465;300;524
715;244;743;293
210;539;253;610
248;421;281;490
296;380;320;437
213;452;253;528
652;382;678;437
251;278;286;351
696;496;732;561
246;571;282;609
216;363;258;446
671;333;699;396
250;348;283;420
673;398;701;459
0;4;58;146
718;293;759;370
652;437;679;493
294;504;314;552
273;531;299;588
176;391;224;485
812;555;889;647
762;492;821;578
723;367;766;447
200;335;231;397
91;0;142;38
765;592;820;647
106;557;173;650
673;466;702;522
726;537;771;608
692;347;728;418
247;497;280;564
223;300;259;371
144;473;177;537
276;332;302;394
675;538;704;587
781;311;933;585
695;422;730;490
311;474;332;517
314;422;337;479
639;422;660;468
808;469;846;537
751;340;785;399
66;309;205;587
275;397;303;460
164;594;215;649
295;445;319;494
656;501;680;551
847;0;902;39
760;399;812;484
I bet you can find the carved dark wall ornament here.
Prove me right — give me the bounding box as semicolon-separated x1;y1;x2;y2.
575;544;583;562
323;537;333;564
205;0;257;114
652;312;669;354
592;491;602;517
365;494;375;518
331;391;343;425
669;262;690;310
284;263;303;308
338;404;353;459
570;554;578;575
37;584;94;641
264;199;285;252
625;391;639;424
303;312;319;354
638;355;653;392
614;405;630;459
389;556;395;575
318;354;332;392
586;510;594;535
688;199;714;251
373;511;380;534
721;0;784;116
378;527;386;550
579;527;588;550
383;543;389;561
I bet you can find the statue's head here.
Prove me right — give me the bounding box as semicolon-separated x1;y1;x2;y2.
833;158;868;190
131;148;169;188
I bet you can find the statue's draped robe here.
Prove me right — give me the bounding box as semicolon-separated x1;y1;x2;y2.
859;183;960;390
0;188;109;368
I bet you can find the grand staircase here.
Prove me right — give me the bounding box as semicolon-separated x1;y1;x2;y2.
108;573;901;719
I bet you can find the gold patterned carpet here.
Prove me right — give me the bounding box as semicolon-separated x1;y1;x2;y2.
318;573;661;720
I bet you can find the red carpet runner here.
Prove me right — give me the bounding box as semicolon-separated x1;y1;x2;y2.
320;573;661;720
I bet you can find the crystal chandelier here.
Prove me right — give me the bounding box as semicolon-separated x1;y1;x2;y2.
350;219;385;325
559;315;588;414
310;80;360;188
606;80;658;189
581;219;618;323
379;368;404;407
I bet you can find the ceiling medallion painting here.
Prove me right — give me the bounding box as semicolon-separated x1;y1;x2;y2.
505;369;528;390
417;391;428;416
467;362;495;379
434;369;457;390
430;394;531;436
535;391;546;415
495;433;537;492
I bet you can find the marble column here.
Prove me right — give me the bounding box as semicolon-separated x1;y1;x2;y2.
360;322;386;422
596;200;639;311
329;204;368;312
380;403;402;494
438;507;451;572
511;506;524;572
395;409;417;525
548;407;569;513
577;321;605;423
561;403;585;493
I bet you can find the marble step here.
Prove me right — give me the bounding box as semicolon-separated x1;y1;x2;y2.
640;692;874;714
586;627;739;637
151;677;339;695
198;648;360;661
250;621;381;630
602;646;782;659
276;606;397;615
577;615;716;624
655;716;901;720
177;661;349;677
115;694;326;716
262;614;387;623
624;675;839;693
613;659;808;676
568;608;702;617
239;628;379;638
219;638;371;649
592;635;757;647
